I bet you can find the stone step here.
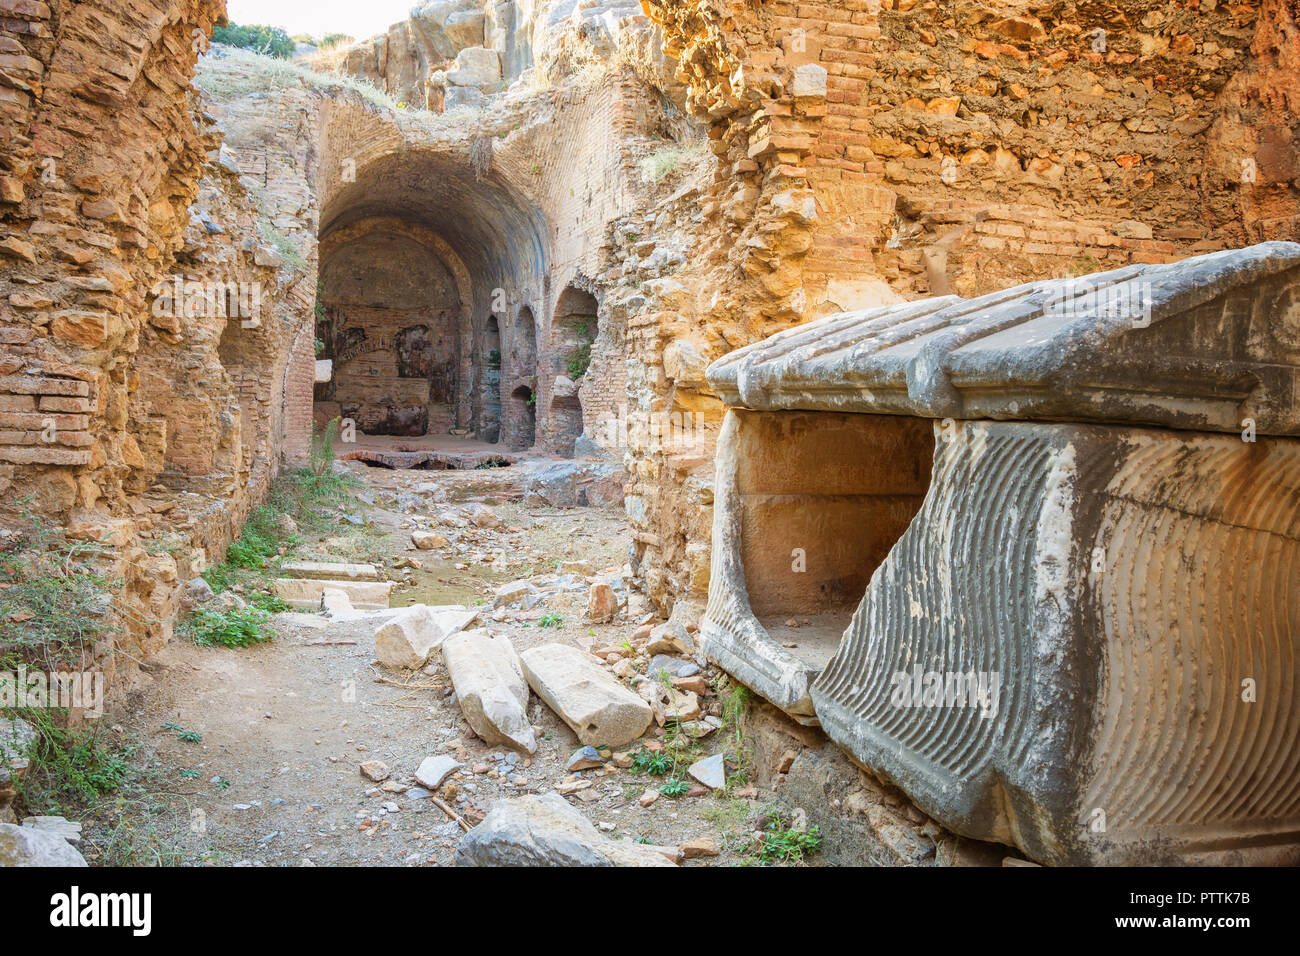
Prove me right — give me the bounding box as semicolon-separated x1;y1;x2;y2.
273;578;392;610
279;561;379;582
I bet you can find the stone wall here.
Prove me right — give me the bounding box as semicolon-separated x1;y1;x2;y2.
0;10;321;664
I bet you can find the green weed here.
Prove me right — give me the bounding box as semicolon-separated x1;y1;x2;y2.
180;607;273;648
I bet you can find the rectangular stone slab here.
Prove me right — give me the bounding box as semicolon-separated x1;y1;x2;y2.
520;643;652;747
273;578;392;610
279;561;379;581
442;629;536;753
810;421;1300;865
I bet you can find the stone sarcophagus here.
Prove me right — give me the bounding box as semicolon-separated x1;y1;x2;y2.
701;241;1300;864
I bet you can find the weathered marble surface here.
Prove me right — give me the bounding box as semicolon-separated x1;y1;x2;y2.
813;421;1300;865
708;242;1300;437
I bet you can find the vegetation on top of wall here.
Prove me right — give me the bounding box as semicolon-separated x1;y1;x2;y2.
638;143;704;185
258;220;307;272
292;33;354;50
195;47;415;115
212;23;296;59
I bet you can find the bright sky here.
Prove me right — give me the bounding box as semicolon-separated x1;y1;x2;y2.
224;0;416;43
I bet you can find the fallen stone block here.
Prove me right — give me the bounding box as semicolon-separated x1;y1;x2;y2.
567;746;604;771
273;578;392;610
441;628;537;753
645;620;694;655
410;531;448;550
518;460;627;508
0;823;87;866
520;643;652;747
415;755;461;789
462;502;501;528
587;582;618;623
681;837;720;859
688;753;725;790
21;815;81;843
456;793;675;867
279;561;379;581
374;605;480;670
493;578;536;607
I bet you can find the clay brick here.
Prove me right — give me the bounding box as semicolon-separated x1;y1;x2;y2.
37;395;92;413
0;411;88;430
0;445;90;465
0;375;90;396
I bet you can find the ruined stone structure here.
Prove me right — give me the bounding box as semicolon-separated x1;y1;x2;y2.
0;0;319;666
703;242;1300;864
1;0;1299;866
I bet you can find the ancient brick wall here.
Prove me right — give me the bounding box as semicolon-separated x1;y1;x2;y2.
626;0;1300;610
0;16;323;661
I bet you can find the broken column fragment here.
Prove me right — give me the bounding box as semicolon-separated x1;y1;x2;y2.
441;628;537;753
374;604;480;670
702;241;1300;865
519;643;652;747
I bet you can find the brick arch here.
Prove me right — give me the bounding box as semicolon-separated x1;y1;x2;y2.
320;216;475;428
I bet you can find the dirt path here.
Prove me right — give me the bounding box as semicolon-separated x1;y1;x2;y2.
91;460;759;866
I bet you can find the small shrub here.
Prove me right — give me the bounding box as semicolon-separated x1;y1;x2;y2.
4;712;133;806
753;816;822;865
537;613;564;628
182;607;273;648
0;505;115;667
566;344;592;380
639;144;695;185
258;221;306;271
630;748;672;776
660;778;689;798
311;416;341;477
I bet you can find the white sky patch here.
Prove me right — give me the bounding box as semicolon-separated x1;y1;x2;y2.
224;0;414;43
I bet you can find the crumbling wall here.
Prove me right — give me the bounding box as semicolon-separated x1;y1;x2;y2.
0;10;320;663
623;0;1300;611
318;1;648;111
